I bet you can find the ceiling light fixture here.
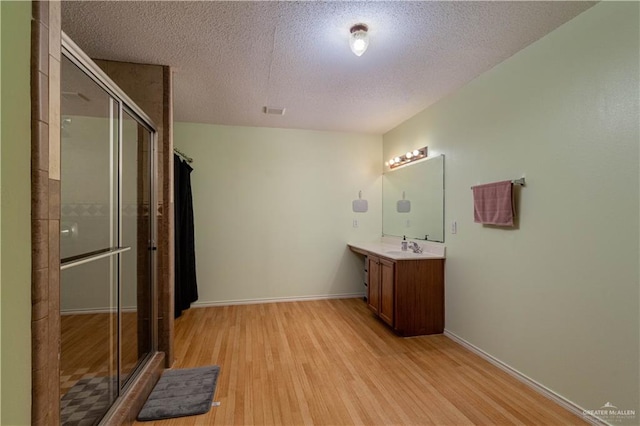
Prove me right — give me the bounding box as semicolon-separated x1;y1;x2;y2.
349;24;369;57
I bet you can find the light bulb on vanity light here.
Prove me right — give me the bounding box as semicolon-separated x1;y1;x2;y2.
413;149;420;156
394;157;401;163
406;151;413;159
388;158;395;165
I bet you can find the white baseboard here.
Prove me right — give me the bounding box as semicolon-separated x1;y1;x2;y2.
444;330;608;426
191;292;365;308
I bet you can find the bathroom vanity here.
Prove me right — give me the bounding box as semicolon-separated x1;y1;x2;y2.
348;241;445;337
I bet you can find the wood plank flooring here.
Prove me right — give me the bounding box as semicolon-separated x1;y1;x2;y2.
61;312;142;396
135;298;587;425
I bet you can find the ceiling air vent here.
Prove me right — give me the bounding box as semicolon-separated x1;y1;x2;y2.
263;106;286;116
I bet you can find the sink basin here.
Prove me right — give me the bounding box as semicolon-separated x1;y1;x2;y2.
385;250;414;255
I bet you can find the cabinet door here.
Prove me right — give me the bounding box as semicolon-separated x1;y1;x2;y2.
367;256;380;314
379;258;395;326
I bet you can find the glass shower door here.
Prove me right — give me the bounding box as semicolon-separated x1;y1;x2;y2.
60;53;156;425
120;110;153;387
60;55;120;424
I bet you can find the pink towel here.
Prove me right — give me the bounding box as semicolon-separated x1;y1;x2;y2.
472;180;514;226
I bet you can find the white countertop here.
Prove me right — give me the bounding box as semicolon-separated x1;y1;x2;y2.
348;238;445;260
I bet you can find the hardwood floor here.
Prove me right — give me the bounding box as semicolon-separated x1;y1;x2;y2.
135;298;587;425
60;312;143;396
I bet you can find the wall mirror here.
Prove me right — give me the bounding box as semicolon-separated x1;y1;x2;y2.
382;154;444;242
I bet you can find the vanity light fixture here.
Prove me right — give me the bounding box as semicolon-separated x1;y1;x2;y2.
349;24;369;57
386;146;428;169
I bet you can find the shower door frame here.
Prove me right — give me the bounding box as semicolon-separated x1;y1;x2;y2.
60;33;159;410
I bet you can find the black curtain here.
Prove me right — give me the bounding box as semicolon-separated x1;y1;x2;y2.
174;154;198;318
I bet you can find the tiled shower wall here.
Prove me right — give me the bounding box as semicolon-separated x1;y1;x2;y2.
30;2;174;423
30;2;62;424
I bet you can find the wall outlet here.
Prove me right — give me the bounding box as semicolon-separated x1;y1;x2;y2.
406;219;411;228
353;219;359;228
451;221;457;234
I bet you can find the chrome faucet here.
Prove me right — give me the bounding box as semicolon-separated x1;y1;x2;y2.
408;241;423;253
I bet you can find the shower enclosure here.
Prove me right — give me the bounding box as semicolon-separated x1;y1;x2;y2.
60;37;157;425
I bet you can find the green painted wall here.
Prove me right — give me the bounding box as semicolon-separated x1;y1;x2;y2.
384;2;639;421
0;1;32;424
174;123;382;303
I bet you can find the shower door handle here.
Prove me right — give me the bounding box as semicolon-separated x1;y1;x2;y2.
61;222;79;238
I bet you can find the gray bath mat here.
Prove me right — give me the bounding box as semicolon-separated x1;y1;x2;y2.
137;365;220;421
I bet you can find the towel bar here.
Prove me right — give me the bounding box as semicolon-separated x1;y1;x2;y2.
470;177;525;190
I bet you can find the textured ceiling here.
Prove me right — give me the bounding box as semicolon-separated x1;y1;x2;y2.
62;1;595;134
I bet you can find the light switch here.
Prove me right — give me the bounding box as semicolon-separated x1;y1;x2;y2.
353;219;359;228
406;219;411;228
451;221;457;234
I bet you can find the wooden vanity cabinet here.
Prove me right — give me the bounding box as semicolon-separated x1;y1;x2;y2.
394;258;445;336
367;256;395;326
367;254;444;336
367;256;380;315
379;258;395;325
